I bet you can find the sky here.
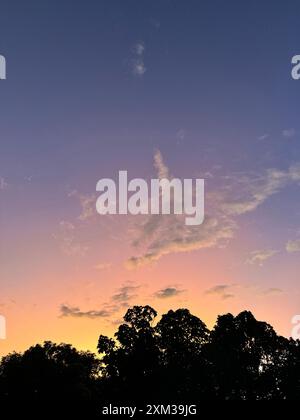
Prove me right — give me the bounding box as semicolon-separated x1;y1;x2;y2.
1;0;300;355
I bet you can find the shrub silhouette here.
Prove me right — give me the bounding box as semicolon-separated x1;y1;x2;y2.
0;306;299;401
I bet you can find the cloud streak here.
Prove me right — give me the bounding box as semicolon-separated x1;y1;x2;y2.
59;284;140;320
246;249;278;266
60;305;112;319
205;285;230;295
222;165;300;216
205;284;235;300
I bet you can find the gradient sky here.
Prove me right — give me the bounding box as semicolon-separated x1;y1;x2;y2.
1;0;300;356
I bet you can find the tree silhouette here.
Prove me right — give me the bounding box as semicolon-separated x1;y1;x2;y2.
98;305;160;403
0;341;100;401
1;305;300;401
155;309;212;401
207;311;284;399
279;338;300;399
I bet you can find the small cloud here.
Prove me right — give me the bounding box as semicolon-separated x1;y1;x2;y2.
68;190;96;221
203;171;214;179
282;128;296;138
131;58;146;76
261;288;283;296
176;129;186;142
129;40;147;77
60;304;112;319
222;294;235;300
205;284;234;300
94;263;112;270
246;249;278;266
154;287;185;299
149;18;161;29
258;134;270;141
111;285;140;307
0;177;8;190
286;239;300;253
153;149;169;179
132;41;145;56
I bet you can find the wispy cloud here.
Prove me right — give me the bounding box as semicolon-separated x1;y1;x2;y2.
176;129;186;143
125;151;300;268
129;41;147;77
60;283;140;320
126;150;235;269
132;41;145;56
222;166;300;216
149;18;161;30
68;190;97;221
94;263;112;270
60;304;112;319
205;284;235;300
286;239;300;253
131;59;146;76
282;128;296;138
54;221;89;256
0;177;8;190
246;249;278;266
126;216;235;269
111;285;140;308
61;148;300;270
258;134;270;141
153;149;169;179
154;287;185;299
261;288;283;296
222;294;235;300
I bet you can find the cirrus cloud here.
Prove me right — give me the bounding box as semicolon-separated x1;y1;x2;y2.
246;249;278;266
286;239;300;253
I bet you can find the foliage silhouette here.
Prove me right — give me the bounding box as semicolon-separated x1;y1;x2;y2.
0;341;100;401
1;305;300;401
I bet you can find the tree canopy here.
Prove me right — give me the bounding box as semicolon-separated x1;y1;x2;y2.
1;306;299;401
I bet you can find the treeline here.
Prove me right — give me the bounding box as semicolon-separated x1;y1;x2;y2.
0;305;299;401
